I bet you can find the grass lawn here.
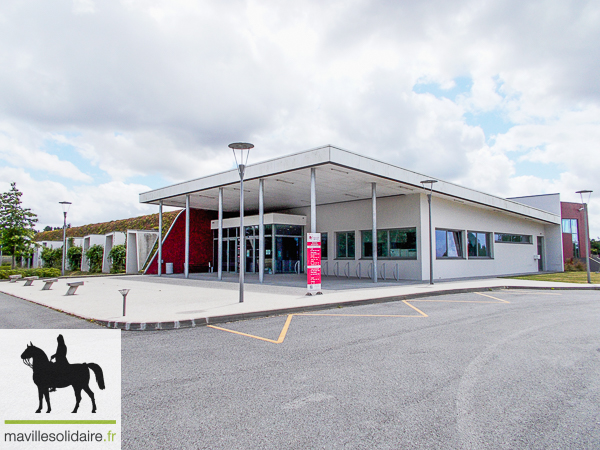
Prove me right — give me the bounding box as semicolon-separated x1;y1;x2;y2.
507;271;600;284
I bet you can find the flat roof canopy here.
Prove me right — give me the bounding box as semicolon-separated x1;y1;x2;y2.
139;145;560;224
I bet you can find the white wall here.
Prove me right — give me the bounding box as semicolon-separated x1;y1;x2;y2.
428;196;547;279
282;192;560;281
286;194;423;280
81;235;105;271
102;232;126;273
126;230;158;273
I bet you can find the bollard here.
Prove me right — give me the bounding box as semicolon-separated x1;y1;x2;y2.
119;289;130;316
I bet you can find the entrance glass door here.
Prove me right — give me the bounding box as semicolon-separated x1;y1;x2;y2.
276;236;302;273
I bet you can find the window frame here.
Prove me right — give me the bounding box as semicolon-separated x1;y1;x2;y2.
435;229;464;259
335;231;355;259
360;227;417;260
467;231;493;259
494;233;533;244
321;232;328;259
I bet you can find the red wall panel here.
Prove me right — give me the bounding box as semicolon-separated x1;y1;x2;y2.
146;208;216;275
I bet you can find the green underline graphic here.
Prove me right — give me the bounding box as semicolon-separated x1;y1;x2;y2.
5;420;117;425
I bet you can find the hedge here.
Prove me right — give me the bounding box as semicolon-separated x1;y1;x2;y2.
0;268;61;279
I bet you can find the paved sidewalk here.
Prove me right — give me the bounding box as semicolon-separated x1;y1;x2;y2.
1;273;598;330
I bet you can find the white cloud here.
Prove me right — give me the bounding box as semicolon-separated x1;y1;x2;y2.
0;0;599;236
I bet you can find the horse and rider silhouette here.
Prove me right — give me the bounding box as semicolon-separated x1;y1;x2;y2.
20;335;105;414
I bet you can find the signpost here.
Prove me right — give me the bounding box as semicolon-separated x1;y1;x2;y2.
307;233;322;295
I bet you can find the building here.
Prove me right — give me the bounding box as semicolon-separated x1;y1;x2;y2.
139;146;564;282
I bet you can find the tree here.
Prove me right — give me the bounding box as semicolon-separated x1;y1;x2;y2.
0;183;38;268
67;245;83;271
591;238;599;256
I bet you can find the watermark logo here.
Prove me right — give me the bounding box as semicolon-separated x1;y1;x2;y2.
1;329;121;448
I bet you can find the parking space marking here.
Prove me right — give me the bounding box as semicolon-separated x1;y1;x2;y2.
499;289;562;296
474;292;510;303
207;313;294;344
208;292;510;344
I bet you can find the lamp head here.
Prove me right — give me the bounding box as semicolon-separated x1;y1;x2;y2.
420;180;437;192
59;201;72;214
575;190;593;204
229;142;253;172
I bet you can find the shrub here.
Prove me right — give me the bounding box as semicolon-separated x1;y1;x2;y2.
0;267;60;279
564;258;586;272
41;246;62;269
85;244;104;273
108;244;126;273
67;245;83;271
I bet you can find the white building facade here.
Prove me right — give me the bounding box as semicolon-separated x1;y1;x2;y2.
139;146;563;282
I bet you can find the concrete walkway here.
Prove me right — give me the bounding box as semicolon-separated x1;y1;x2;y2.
1;273;598;330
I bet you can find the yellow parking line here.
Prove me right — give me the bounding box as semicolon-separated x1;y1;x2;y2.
207;314;294;344
208;292;511;344
499;289;562;296
474;292;510;303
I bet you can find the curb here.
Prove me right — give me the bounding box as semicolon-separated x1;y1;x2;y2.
99;284;600;331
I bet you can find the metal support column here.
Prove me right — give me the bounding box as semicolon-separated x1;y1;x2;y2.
218;188;223;281
372;182;377;283
158;200;163;276
259;179;265;283
583;202;591;284
184;194;190;278
239;174;245;302
427;193;433;285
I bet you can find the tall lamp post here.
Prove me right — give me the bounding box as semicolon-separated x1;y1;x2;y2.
229;142;254;303
421;180;437;285
576;190;593;284
59;201;72;276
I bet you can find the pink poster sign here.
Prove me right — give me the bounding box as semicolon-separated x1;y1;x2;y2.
307;233;322;294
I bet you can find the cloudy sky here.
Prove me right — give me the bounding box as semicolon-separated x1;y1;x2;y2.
1;0;598;237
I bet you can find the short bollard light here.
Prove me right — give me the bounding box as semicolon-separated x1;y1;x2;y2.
119;289;130;316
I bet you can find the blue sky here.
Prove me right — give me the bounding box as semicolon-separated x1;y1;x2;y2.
0;0;598;238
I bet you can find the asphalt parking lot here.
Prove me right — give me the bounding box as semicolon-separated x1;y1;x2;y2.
2;289;599;449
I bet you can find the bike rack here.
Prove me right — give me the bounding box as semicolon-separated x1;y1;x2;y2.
343;261;350;278
355;262;362;279
334;261;339;277
367;262;373;279
380;262;386;281
393;263;399;281
294;261;300;274
323;261;328;277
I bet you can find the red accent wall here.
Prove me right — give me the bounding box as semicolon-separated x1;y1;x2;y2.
146;208;216;275
561;201;589;261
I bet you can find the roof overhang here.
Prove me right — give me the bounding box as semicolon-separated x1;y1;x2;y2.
139;145;561;225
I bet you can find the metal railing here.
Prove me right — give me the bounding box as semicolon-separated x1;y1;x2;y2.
294;261;300;274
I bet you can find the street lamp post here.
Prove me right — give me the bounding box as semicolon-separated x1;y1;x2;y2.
421;180;437;285
229;142;254;303
576;190;593;284
59;201;72;276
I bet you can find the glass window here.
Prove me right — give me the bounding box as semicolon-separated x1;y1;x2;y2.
361;228;417;259
321;233;328;259
494;233;532;244
336;231;355;258
265;224;272;236
562;219;571;234
276;225;303;236
468;231;492;258
436;229;463;258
